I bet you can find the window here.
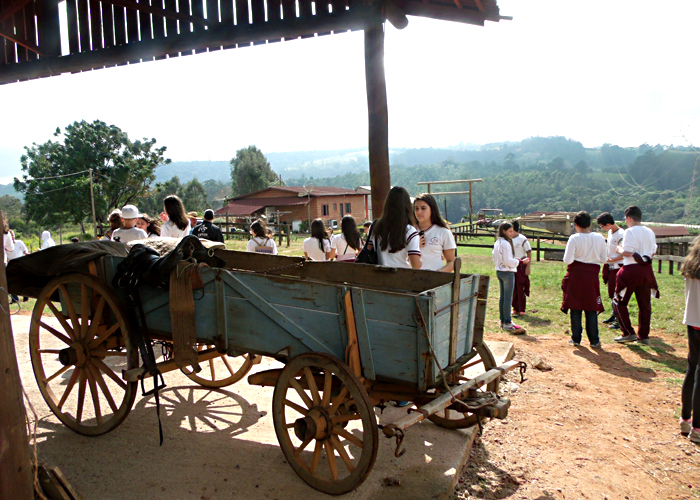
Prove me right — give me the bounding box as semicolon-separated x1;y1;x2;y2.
322;204;329;216
345;203;351;213
333;203;337;211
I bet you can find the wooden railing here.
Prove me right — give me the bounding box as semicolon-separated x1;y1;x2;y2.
653;236;697;275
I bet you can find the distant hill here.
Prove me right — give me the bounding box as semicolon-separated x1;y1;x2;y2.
0;183;21;199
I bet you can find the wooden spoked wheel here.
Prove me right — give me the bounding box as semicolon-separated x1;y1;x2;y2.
184;345;255;388
272;353;378;495
428;342;499;430
29;273;138;436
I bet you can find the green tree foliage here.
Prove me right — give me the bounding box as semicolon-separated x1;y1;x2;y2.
230;146;281;196
0;195;22;219
182;178;208;213
202;179;231;210
14;120;170;230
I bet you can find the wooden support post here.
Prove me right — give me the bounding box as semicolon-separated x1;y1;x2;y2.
670;259;674;275
0;214;34;500
658;258;662;273
225;213;230;241
286;224;290;247
364;23;391;219
536;237;541;262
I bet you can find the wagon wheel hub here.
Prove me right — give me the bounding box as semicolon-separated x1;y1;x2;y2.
59;342;90;368
294;408;330;441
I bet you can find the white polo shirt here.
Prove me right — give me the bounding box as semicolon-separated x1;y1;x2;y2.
374;225;421;269
606;228;625;269
512;234;532;260
419;225;456;271
303;237;331;261
622;225;657;266
563;232;607;265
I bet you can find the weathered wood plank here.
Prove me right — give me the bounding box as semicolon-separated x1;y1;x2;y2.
101;1;116;48
113;2;126;45
89;0;103;51
77;0;90;51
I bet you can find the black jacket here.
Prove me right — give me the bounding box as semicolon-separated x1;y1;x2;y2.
192;220;224;243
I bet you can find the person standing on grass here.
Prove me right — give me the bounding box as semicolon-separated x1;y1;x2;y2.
368;186;421;270
596;212;625;330
510;220;532;316
303;219;332;261
493;222;527;333
192;209;225;243
40;230;56;249
247;219;278;255
413;193;457;272
332;215;363;262
612;206;659;345
160;195;191;239
680;236;700;444
561;211;607;348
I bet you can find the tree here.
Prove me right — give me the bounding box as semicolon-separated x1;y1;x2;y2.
182;178;208;213
202;179;232;210
14;120;170;231
230;145;281;196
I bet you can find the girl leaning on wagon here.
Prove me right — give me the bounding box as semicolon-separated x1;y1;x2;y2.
368;186;421;270
413;193;456;272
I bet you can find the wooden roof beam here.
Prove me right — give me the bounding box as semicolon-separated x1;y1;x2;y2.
0;27;43;55
399;1;486;26
0;0;33;24
101;0;211;27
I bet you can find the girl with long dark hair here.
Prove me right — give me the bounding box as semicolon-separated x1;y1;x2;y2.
160;195;190;239
303;219;332;261
680;236;700;443
137;213;161;238
413;193;456;272
492;222;524;333
370;186;421;269
332;215;362;262
246;219;278;254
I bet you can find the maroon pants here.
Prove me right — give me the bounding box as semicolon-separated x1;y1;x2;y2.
612;265;653;340
606;266;620;300
512;261;530;313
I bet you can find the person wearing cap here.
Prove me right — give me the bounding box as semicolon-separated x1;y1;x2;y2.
192;209;225;243
111;205;148;244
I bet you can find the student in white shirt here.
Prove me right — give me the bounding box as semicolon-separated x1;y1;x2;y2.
247;219;278;255
7;231;28;261
3;221;14;265
368;187;421;270
493;222;527;333
160;195;191;239
40;230;56;250
612;205;659;345
561;211;607;347
332;216;362;262
137;213;161;238
510;220;532;316
111;204;148;244
679;236;700;443
303;219;332;261
596;212;625;328
413;193;456;272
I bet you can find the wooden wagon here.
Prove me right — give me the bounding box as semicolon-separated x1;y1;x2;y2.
12;242;523;495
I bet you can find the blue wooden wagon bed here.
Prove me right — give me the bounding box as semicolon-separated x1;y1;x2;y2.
10;242;523;495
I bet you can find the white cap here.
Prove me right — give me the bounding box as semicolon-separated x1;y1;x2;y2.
121;205;138;219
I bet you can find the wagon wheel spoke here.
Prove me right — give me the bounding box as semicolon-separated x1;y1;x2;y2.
57;369;80;410
91;358;127;390
45;365;71;384
332;426;364;448
303;367;321;406
310;441;323;474
289;377;314;409
330;436;355;473
327;386;349;416
86;368;103;424
89;363;118;413
221;356;235;376
321;371;332;407
39;321;72;346
58;284;81;335
184;345;254;389
293;436;314;458
36;349;63;354
88;323;120;349
284;398;308;416
79;284;90;339
87;296;106;339
330;413;361;425
76;370;87;424
323;440;339;481
45;301;75;341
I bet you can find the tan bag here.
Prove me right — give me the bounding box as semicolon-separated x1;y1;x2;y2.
254;237;274;254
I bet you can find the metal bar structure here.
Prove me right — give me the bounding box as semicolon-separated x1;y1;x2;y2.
417;179;482;223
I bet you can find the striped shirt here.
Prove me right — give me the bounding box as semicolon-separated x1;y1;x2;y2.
374;225;421;269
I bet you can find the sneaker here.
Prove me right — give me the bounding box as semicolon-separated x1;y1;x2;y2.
568;339;580;347
680;419;692;435
636;338;649;345
691;428;700;444
395;401;411;408
614;334;637;343
602;315;616;324
502;323;525;334
608;322;620;330
590;342;602;348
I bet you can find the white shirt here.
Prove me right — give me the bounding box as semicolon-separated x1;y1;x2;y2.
3;233;14;264
332;233;360;262
622;225;657;266
40;231;55;250
303;237;331;261
606;228;625;269
111;227;148;244
374;225;421;269
683;277;700;328
8;240;28;260
512;234;532;260
419;225;457;271
161;220;190;239
246;236;278;255
563;232;607;265
492;238;519;272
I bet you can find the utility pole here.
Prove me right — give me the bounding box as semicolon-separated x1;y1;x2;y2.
89;168;97;238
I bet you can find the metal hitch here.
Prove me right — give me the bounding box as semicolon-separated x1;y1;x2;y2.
475;397;511;420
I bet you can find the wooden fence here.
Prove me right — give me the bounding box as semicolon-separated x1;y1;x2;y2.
653;236;696;275
215;220;291;247
451;224;568;262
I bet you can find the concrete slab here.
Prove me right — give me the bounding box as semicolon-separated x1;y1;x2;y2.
10;315;482;500
485;340;515;364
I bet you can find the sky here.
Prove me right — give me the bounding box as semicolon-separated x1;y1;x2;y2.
1;0;699;184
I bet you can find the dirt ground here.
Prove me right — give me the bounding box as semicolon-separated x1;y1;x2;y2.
454;329;699;500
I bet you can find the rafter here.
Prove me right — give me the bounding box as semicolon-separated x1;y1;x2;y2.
0;26;43;55
0;0;33;24
100;0;211;27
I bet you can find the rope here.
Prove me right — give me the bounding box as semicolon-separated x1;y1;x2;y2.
22;386;48;500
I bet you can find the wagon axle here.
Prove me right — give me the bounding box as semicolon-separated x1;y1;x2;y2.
58;342;90;368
